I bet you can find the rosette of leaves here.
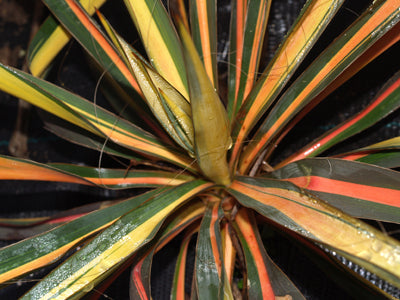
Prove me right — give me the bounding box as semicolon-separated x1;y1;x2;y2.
0;0;400;299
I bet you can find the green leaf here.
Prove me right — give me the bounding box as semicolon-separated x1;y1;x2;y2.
239;0;400;173
195;199;232;299
233;208;304;299
171;225;199;300
103;25;195;155
343;151;400;169
190;0;218;89
28;0;107;77
229;0;344;167
0;188;162;285
1;139;172;191
123;0;189;99
278;71;400;166
21;180;212;299
41;0;143;97
227;0;271;119
175;18;232;186
271;158;400;223
50;163;193;189
0;64;197;172
228;175;400;288
0;201;113;240
336;136;400;168
42;113;145;161
0;155;92;185
131;201;203;300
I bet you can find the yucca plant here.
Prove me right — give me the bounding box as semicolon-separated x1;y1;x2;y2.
0;0;400;298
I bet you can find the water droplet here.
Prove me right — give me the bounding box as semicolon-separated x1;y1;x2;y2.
371;240;383;252
387;254;396;266
82;282;94;293
357;250;372;261
99;259;114;272
379;248;391;260
98;240;108;252
79;254;87;261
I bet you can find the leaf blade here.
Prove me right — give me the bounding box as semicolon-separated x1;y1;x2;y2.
279;71;400;166
228;175;400;288
28;0;107;77
21;180;213;299
239;0;400;172
190;0;218;88
229;0;344;166
0;189;162;285
227;0;271;119
272;158;400;222
123;0;189;98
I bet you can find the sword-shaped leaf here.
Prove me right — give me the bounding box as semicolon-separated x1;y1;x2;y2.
195;198;233;299
0;201;114;240
20;180;212;299
227;0;247;119
28;0;107;77
270;23;400;157
97;17;195;155
228;175;400;289
221;221;235;284
40;0;166;131
42;115;146;161
0;155;92;185
233;208;304;299
128;201;203;300
50;163;193;188
239;0;400;173
190;0;218;89
342;136;400;154
171;225;199;300
175;18;232;186
336;137;400;168
0;64;197;172
278;71;400;166
342;151;400;169
123;0;189;99
42;0;141;96
227;0;271;119
0;188;163;285
0;154;189;189
230;0;344;166
271;158;400;223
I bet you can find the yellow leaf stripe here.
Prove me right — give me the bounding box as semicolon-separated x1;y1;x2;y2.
264;22;400;166
236;0;271;103
123;0;189;99
230;179;400;284
239;0;400;173
193;0;216;87
230;0;342;167
0;156;92;185
40;182;213;299
67;104;196;171
87;174;188;187
29;0;107;77
0;65;98;135
0;220;114;285
63;0;141;94
232;0;248;104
